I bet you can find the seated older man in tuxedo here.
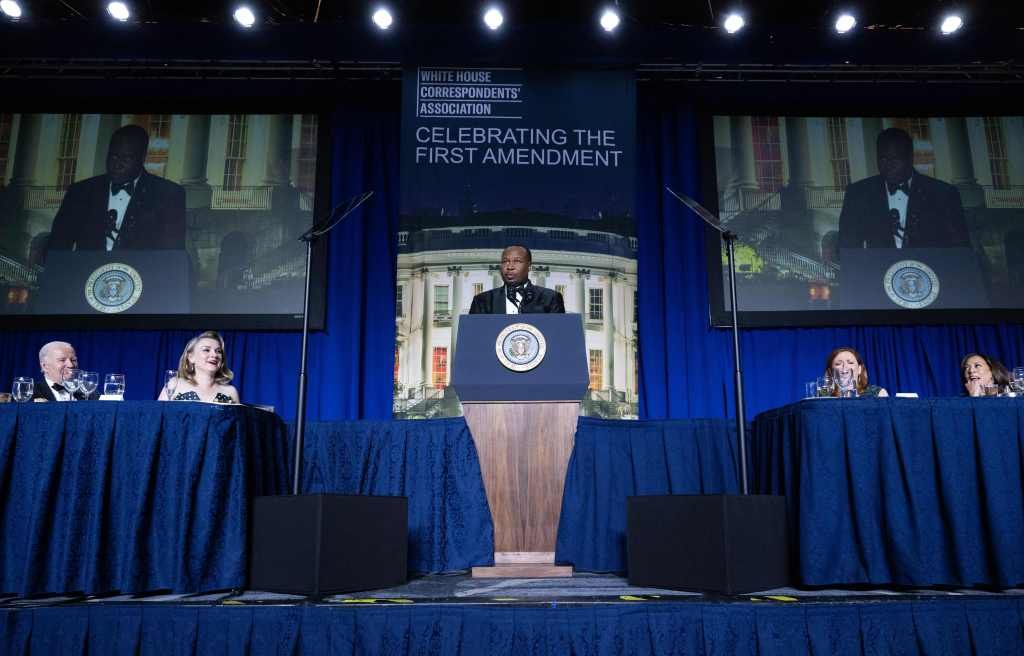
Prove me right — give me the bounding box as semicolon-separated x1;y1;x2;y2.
33;341;100;401
469;245;565;314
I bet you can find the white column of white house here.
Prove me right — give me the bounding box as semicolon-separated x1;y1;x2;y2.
604;272;616;393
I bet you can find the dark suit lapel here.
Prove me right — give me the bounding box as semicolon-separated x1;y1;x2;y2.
118;172;148;249
35;378;57;402
904;175;925;247
871;179;894;247
87;176;112;249
490;287;506;314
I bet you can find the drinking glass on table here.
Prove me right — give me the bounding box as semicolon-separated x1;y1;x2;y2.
12;377;34;403
836;370;858;398
79;371;99;398
61;368;82;398
104;373;125;398
816;374;833;397
1011;367;1024;395
804;381;817;399
164;370;179;400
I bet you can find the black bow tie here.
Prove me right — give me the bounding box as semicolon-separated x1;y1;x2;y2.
52;383;66;392
505;280;534;308
886;180;910;196
111;180;135;196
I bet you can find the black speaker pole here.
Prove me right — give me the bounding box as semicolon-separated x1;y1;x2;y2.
292;190;374;495
666;187;748;495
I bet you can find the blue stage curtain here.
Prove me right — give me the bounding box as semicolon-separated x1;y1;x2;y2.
0;402;289;595
753;398;1024;587
555;417;741;572
298;418;494;573
0;90;399;422
3;597;1022;655
635;87;1024;420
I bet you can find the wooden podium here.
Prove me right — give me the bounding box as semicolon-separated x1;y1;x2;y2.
452;314;589;578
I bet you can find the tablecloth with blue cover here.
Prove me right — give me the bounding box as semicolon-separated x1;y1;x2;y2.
0;401;289;595
753;397;1024;587
555;416;742;572
299;418;494;573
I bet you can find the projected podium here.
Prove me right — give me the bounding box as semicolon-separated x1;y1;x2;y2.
452;314;588;577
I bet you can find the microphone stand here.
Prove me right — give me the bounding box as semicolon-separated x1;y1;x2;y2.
291;190;374;494
665;187;749;495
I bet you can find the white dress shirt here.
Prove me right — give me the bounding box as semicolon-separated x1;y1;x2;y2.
886;177;911;248
505;290;521;314
106;174;140;251
44;376;72;402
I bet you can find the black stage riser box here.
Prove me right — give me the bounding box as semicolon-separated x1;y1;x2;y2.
250;494;408;595
627;494;789;594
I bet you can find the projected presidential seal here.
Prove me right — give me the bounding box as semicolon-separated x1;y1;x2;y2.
884;260;939;309
495;323;547;372
85;263;143;313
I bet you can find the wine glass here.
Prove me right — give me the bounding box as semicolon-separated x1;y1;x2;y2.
61;368;82;398
1012;367;1024;395
79;371;99;399
836;369;857;398
104;373;126;398
12;377;34;402
164;370;179;400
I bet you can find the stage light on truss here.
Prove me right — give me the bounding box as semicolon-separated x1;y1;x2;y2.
939;14;963;34
0;0;23;20
106;1;130;21
599;8;621;32
372;7;393;30
483;6;504;31
233;5;256;28
723;12;745;34
834;13;856;34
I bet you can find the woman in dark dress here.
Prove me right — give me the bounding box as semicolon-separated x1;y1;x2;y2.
822;346;888;398
158;330;239;404
960;352;1011;397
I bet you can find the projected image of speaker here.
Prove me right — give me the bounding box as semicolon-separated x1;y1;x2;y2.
250;494;408;596
627;494;789;594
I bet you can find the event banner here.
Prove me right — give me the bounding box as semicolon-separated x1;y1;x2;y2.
710;115;1024;323
396;67;637;419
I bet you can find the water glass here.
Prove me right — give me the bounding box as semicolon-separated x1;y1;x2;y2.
816;374;833;397
12;377;34;402
804;381;817;399
79;371;99;398
1011;367;1024;394
165;370;179;400
104;373;126;398
61;368;82;396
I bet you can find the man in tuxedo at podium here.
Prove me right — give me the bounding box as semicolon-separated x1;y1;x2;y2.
469;245;565;314
32;341;100;401
837;127;969;250
46;124;186;256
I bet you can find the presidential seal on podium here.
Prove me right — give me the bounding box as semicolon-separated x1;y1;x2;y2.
884;259;939;309
495;322;547;372
84;263;143;313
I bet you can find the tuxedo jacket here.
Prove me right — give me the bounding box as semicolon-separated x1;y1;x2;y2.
32;378;101;402
837;173;970;250
47;171;187;254
468;285;566;314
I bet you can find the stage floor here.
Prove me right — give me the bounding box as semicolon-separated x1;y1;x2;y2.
5;574;1024;654
5;572;1022;608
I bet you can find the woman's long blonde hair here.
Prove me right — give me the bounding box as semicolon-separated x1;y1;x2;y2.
177;331;234;385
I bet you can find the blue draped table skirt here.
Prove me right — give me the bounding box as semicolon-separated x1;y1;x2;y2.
297;418;494;573
753;398;1024;587
4;596;1021;655
555;417;742;572
0;401;289;595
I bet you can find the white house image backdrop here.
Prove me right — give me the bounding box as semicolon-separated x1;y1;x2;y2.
395;68;638;419
0;113;318;316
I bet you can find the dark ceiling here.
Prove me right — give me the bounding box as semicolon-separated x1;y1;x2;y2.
10;0;1024;31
